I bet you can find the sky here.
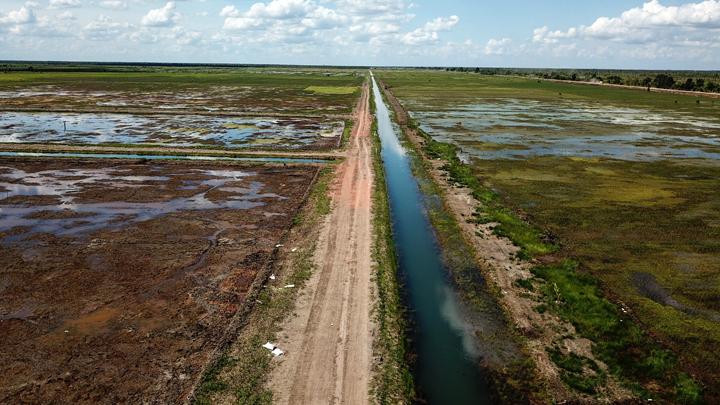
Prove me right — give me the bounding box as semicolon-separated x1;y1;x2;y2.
0;0;718;69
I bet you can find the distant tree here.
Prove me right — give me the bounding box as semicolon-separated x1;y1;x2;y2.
653;74;675;89
641;77;652;87
696;78;705;90
679;78;695;91
606;75;623;85
474;67;480;73
706;81;719;92
571;73;577;81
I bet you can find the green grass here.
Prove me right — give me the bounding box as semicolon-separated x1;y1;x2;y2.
305;86;359;95
381;82;546;404
411;121;558;260
377;70;716;402
379;70;720;118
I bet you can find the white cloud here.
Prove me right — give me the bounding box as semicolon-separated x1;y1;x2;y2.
534;0;720;45
0;7;36;26
99;0;127;10
484;38;512;55
49;0;81;9
141;1;179;27
401;15;459;45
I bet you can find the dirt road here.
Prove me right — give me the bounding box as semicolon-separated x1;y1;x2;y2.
268;82;375;404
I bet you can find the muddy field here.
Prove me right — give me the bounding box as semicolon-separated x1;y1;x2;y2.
0;158;317;403
0;112;344;150
0;70;363;115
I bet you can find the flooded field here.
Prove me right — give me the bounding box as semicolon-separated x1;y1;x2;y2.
411;99;720;161
379;70;720;401
0;70;362;115
0;112;344;150
0;158;317;403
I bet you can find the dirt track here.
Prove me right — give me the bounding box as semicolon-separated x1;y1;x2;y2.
269;82;375;404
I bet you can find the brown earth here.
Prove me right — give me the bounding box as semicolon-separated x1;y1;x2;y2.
268;81;375;404
0;142;344;161
379;82;634;404
0;158;318;404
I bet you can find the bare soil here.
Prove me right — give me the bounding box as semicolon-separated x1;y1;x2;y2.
268;82;375;404
0;158;317;404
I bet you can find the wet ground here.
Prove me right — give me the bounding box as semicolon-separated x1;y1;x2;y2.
0;84;353;114
410;99;720;161
0;158;317;403
0;112;344;150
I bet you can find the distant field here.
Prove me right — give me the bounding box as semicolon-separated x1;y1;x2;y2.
0;69;363;115
379;70;720;402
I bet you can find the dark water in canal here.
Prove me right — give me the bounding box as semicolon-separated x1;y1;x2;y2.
371;75;493;404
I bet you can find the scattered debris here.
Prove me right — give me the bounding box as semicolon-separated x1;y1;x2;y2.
269;274;276;281
284;284;295;289
291;247;298;252
275;244;284;248
262;342;285;357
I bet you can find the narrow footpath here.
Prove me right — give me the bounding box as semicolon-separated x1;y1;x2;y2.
268;82;375;404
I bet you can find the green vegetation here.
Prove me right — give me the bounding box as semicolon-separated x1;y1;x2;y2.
381;84;545;404
369;113;415;404
409;120;557;260
378;70;716;402
379;70;720;118
438;67;720;93
0;68;363;115
305;86;359;95
193;167;334;405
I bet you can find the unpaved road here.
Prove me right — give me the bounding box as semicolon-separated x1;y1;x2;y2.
269;82;374;404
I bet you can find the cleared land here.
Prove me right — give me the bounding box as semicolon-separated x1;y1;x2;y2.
0;158;317;403
0;66;364;403
378;70;720;403
268;82;374;404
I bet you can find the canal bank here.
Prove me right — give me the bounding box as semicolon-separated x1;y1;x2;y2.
371;75;533;404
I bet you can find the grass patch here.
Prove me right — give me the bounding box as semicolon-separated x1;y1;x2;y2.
411;120;558;260
532;260;703;402
305;86;358;95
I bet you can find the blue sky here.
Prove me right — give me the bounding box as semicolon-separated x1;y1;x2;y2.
0;0;718;68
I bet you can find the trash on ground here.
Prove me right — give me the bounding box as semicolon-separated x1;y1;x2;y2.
262;342;285;357
284;284;295;289
269;274;276;280
262;342;275;351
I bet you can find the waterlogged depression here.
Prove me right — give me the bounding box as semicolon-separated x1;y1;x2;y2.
0;157;318;403
0;112;344;149
0;163;287;244
410;99;720;161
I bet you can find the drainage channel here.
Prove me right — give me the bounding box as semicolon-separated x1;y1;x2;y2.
371;75;493;404
0;151;330;164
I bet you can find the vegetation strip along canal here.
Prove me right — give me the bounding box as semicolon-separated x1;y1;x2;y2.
372;74;492;404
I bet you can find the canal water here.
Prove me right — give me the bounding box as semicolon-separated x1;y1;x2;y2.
371;75;492;404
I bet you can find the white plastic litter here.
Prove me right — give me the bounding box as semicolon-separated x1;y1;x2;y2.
275;244;284;248
271;348;284;357
284;284;295;289
262;342;275;351
269;274;276;281
291;247;298;252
